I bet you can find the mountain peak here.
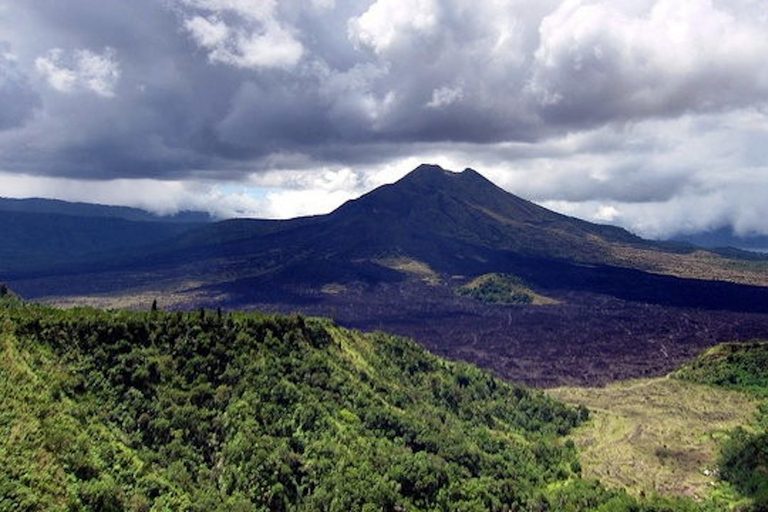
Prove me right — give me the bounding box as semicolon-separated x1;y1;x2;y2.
459;167;486;180
402;163;454;182
398;164;495;187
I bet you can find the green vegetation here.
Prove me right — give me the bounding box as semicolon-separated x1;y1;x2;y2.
674;342;768;397
1;296;616;511
674;343;768;508
5;288;758;510
456;273;557;305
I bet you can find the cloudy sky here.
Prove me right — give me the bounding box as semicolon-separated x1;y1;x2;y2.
1;0;768;238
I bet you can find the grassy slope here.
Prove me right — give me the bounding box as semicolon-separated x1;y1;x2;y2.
549;378;757;504
550;342;768;511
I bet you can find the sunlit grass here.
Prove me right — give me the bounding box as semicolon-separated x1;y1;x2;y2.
375;257;442;285
549;377;758;503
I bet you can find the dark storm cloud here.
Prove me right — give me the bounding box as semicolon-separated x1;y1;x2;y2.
3;0;768;179
0;44;39;130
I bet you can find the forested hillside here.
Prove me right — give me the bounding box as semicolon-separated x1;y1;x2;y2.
0;292;711;510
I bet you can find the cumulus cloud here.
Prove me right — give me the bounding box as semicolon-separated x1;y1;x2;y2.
348;0;440;54
35;47;121;97
426;85;464;109
528;0;768;125
179;0;303;69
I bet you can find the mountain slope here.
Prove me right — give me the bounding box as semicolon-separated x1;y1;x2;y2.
0;211;206;272
0;198;213;273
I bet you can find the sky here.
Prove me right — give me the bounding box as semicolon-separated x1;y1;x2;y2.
1;0;768;239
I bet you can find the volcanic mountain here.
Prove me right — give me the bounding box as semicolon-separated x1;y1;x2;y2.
6;164;768;386
4;163;768;302
136;164;641;283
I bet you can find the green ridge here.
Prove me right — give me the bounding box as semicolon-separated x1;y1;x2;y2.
674;342;768;397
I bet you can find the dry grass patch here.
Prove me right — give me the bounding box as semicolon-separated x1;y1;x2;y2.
375;257;442;285
611;245;768;286
548;377;758;500
42;280;225;310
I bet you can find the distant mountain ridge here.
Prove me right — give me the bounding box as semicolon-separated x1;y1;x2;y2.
0;198;212;273
0;196;214;223
672;226;768;253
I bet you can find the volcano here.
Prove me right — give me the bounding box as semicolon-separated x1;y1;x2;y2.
5;164;768;386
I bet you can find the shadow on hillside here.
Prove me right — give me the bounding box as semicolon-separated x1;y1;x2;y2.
514;258;768;314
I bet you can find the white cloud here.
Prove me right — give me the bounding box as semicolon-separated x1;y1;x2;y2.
263;188;354;218
247;166;360;191
426;85;463;108
594;204;619;222
348;0;440;54
528;0;768;123
35;49;77;92
179;0;303;69
0;171;271;218
184;15;229;48
543;184;768;240
230;26;303;69
35;47;121;98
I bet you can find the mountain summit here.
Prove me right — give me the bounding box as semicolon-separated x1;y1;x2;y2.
328;163;640;268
